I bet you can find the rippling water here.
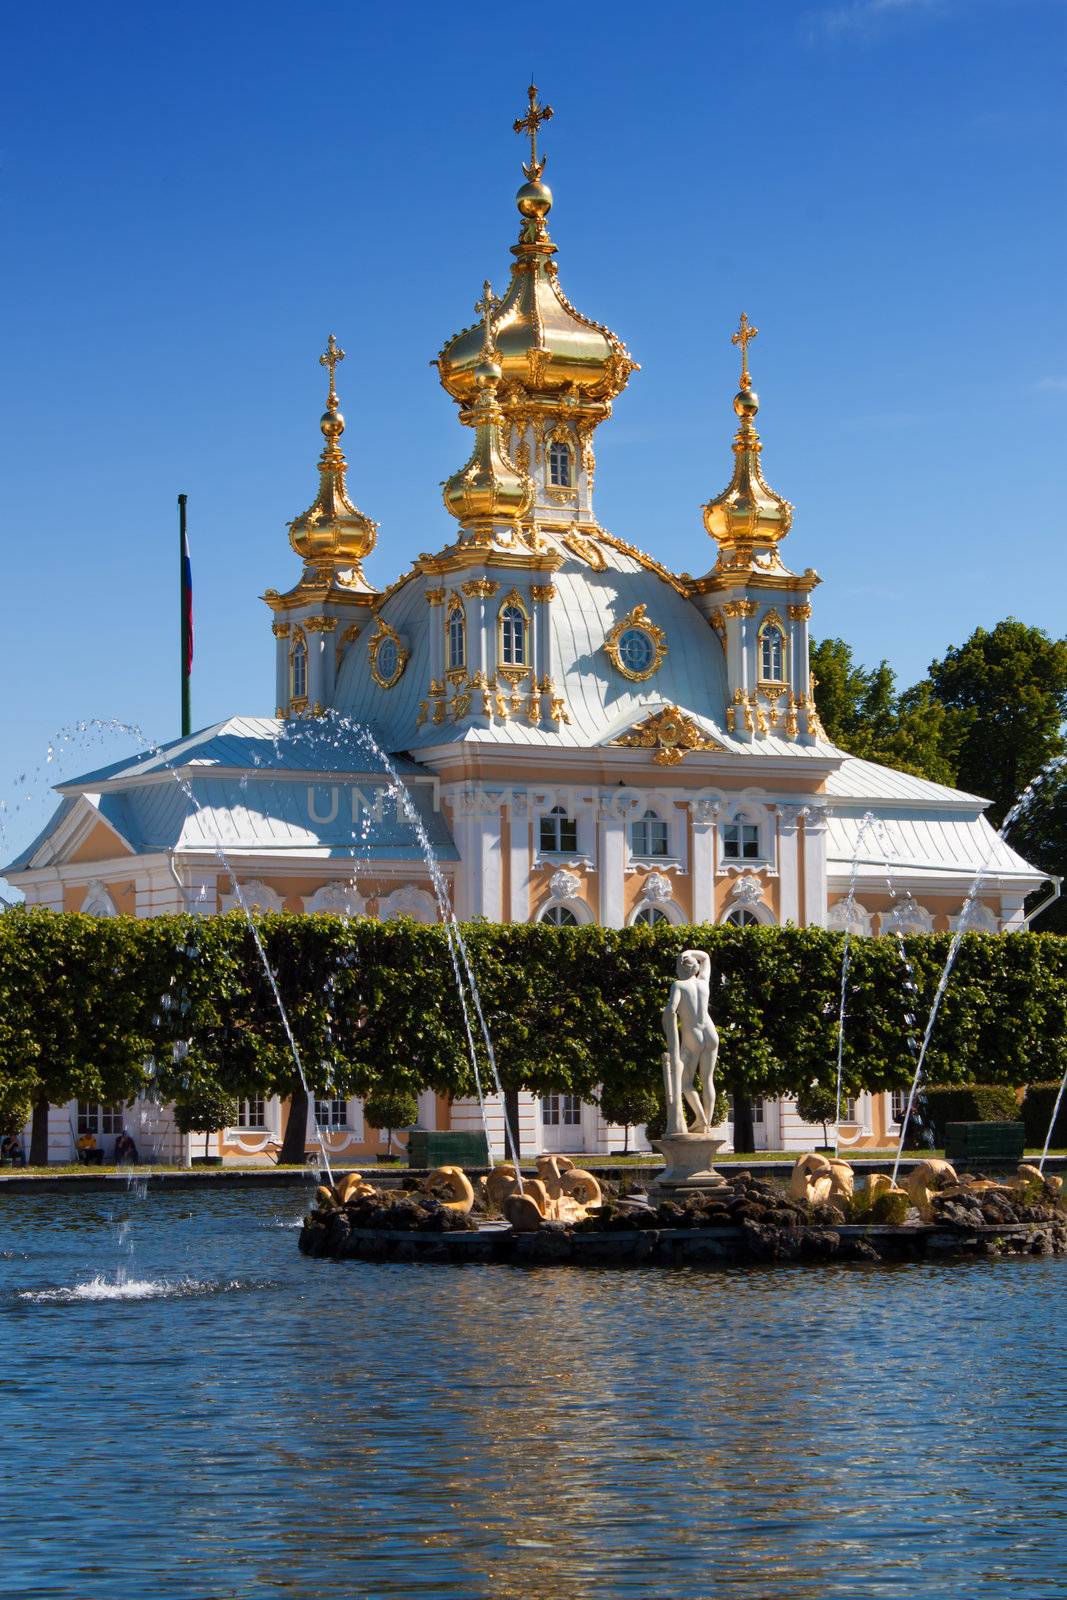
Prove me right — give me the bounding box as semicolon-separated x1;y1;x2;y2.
2;1183;1065;1599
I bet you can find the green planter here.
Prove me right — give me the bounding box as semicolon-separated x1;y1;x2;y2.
191;1155;224;1167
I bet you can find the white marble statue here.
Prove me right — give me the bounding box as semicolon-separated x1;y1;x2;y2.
661;950;719;1137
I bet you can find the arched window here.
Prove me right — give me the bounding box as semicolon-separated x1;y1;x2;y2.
548;439;573;488
633;906;670;927
759;621;785;683
630;810;669;858
541;904;579;926
500;603;527;667
447;601;466;671
290;633;308;702
539;806;578;854
723;908;762;928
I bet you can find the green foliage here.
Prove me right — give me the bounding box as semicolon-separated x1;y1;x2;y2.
809;638;954;784
1020;1083;1067;1150
921;1084;1020;1144
0;916;1065;1133
172;1080;238;1137
362;1087;419;1136
1005;761;1067;934
598;1081;660;1150
794;1081;839;1136
927;619;1067;826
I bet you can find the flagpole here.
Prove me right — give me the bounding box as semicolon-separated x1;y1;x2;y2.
178;493;191;737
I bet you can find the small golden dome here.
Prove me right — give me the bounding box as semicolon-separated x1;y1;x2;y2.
442;282;534;535
703;317;793;557
516;178;552;218
288;335;378;580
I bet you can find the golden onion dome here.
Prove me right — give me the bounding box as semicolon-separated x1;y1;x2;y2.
434;86;637;414
288;334;379;580
702;315;794;557
442;283;534;534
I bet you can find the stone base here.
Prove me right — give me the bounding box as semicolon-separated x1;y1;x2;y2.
651;1133;728;1192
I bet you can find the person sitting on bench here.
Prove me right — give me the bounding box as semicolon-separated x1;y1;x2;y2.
113;1130;138;1164
0;1133;25;1166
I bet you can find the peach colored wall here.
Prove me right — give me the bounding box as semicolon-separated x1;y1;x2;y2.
68;823;130;865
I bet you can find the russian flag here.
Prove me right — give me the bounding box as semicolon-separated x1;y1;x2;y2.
180;501;193;675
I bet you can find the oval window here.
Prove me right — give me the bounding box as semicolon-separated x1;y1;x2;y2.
618;627;655;676
376;636;398;683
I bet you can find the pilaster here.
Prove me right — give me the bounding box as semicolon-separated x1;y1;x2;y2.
776;806;805;926
508;793;531;923
802;809;828;927
451;789;504;920
597;802;627;927
689;800;718;925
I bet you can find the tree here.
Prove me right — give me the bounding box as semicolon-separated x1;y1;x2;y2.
172;1081;238;1160
598;1081;659;1154
363;1087;419;1157
926;619;1067;825
795;1082;839;1148
810;638;954;785
1004;760;1067;933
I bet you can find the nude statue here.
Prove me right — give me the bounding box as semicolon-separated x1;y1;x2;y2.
661;949;718;1136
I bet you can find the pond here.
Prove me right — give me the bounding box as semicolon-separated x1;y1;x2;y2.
2;1182;1065;1599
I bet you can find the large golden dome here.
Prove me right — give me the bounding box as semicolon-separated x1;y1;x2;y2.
434;87;637;419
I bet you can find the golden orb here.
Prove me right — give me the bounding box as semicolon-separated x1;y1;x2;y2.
516;179;552;218
734;388;759;419
321;408;344;437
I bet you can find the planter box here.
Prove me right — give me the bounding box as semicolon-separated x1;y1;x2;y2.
405;1130;490;1170
191;1155;224;1167
945;1122;1025;1162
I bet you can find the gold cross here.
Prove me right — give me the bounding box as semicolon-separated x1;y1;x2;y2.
319;333;345;402
732;312;758;386
513;82;553;180
474;280;496;355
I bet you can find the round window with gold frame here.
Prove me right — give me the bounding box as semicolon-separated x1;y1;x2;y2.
368;619;409;690
603;604;668;682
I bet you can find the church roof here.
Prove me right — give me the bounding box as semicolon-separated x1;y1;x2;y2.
826;810;1043;888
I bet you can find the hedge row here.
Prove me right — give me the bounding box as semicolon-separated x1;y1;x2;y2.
921;1085;1021;1144
0;909;1064;1131
1020;1085;1067;1151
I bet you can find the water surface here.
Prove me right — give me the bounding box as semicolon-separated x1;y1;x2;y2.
3;1183;1064;1599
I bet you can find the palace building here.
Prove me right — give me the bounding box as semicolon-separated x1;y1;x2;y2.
6;88;1048;1165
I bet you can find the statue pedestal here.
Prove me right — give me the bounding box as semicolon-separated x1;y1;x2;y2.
651;1133;728;1192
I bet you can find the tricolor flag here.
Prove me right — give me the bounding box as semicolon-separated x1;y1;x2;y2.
179;494;193;736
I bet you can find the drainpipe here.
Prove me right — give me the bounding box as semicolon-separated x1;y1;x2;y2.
166;852;191;912
1020;876;1063;930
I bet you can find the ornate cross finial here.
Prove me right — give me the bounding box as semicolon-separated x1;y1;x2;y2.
732;312;758;387
513;82;554;181
319;333;345;405
474;279;496;357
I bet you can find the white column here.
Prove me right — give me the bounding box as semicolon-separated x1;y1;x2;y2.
690;801;717;924
452;792;503;920
776;806;802;926
598;803;627;927
508;794;531;923
802;809;828;927
273;626;290;712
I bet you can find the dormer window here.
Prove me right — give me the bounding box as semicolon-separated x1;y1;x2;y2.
447;600;466;672
290;632;308;702
548;439;573;488
540;806;578;855
631;810;669;858
500;601;528;667
723;822;760;860
758;616;786;683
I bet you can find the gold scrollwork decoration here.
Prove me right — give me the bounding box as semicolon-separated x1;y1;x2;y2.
613;706;723;766
602;604;668;682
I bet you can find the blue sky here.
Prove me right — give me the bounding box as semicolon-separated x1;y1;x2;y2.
1;0;1064;876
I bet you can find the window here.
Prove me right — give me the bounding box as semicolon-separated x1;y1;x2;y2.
539;806;578;855
543;1093;581;1127
633;906;669;926
77;1102;123;1136
290;634;308;702
548;439;573;488
617;627;656;677
500;604;527;667
542;904;579;926
630;810;669;858
890;1088;909;1124
752;1097;764;1126
315;1098;348;1130
723;908;761;928
447;603;466;671
723;822;760;860
376;636;398;682
759;624;785;682
236;1096;266;1130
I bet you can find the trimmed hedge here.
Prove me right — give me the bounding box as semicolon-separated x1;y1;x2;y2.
1021;1084;1067;1151
922;1084;1021;1145
0;910;1064;1122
